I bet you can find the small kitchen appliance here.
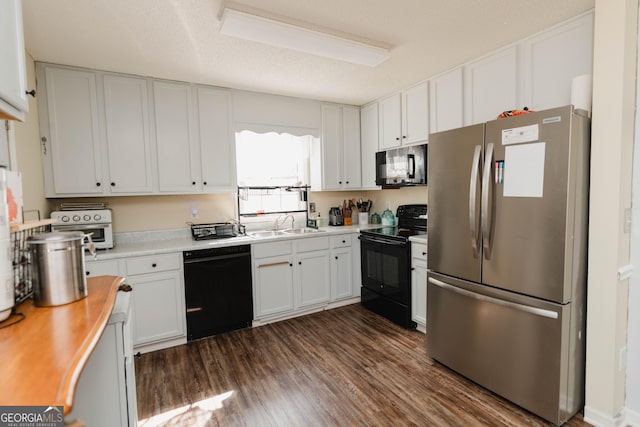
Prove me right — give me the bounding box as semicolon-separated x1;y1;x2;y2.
375;144;427;188
190;223;244;240
329;207;343;226
27;231;95;306
51;208;114;249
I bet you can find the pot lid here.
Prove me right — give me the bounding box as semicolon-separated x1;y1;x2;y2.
27;231;86;244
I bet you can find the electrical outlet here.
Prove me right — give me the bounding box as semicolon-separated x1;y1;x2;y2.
309;202;316;213
191;205;198;220
619;346;627;371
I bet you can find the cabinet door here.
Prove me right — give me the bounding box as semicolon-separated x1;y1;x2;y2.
402;82;429;145
153;81;199;192
196;86;236;192
129;271;186;346
103;75;153;194
0;0;28;120
429;68;464;133
464;46;519;125
253;255;294;318
379;94;402;149
331;247;353;301
320;104;342;190
342;106;361;189
297;251;330;308
519;12;594;111
44;67;103;195
360;103;379;189
411;264;427;327
67;324;129;427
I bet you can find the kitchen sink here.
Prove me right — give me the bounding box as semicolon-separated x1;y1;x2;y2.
282;228;325;234
248;230;287;237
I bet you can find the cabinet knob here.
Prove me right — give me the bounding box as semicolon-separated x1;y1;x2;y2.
192;181;196;185
152;263;157;268
96;182;101;187
203;181;207;186
395;137;400;141
86;271;90;276
338;181;342;184
403;135;407;139
335;256;338;260
298;261;302;265
346;181;349;184
422;252;427;256
342;240;346;243
289;263;293;267
411;267;415;271
111;182;116;187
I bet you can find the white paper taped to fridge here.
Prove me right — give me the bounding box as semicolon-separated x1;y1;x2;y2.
503;142;545;198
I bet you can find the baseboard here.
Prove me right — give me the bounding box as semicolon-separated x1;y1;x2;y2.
584;406;626;427
134;336;187;354
627;407;640;426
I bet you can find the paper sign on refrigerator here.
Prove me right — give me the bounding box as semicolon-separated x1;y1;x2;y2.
503;142;545;198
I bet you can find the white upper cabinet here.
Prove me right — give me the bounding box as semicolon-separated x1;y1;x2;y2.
103;75;153;194
153;81;200;193
41;66;103;195
360;102;379;189
402;82;430;144
0;0;28;121
429;67;464;133
464;46;519;125
195;86;236;192
315;104;361;191
379;93;402;149
519;12;594;112
379;83;429;149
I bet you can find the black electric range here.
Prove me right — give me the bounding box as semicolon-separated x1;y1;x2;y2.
359;204;427;328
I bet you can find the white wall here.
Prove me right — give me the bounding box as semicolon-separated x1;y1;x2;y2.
584;0;637;425
625;5;640;424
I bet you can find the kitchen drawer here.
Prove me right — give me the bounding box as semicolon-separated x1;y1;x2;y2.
125;253;181;276
330;234;352;248
411;243;427;262
253;241;292;259
85;259;120;278
296;236;329;253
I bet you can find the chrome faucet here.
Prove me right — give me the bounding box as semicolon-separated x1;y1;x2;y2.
274;214;295;230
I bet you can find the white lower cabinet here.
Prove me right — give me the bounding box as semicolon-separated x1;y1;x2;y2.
128;271;185;346
85;253;186;352
330;234;354;301
253;253;295;318
68;292;137;427
253;234;358;322
411;242;427;331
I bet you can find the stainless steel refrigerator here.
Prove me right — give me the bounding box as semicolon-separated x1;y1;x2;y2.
426;105;590;425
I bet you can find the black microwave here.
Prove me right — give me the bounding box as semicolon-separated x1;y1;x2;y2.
375;144;427;188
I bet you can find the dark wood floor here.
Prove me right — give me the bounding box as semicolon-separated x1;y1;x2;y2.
135;304;590;426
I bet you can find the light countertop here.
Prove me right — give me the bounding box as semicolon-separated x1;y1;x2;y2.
91;224;382;260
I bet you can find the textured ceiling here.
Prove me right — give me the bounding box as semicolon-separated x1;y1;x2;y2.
21;0;594;106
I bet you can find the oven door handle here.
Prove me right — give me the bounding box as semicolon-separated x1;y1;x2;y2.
358;234;406;246
53;224;110;230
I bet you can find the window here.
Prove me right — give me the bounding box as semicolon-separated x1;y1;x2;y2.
235;130;315;186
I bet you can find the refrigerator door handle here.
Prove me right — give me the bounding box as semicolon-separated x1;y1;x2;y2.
469;145;482;257
428;277;559;319
481;142;495;259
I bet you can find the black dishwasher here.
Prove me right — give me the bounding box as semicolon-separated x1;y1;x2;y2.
183;245;253;341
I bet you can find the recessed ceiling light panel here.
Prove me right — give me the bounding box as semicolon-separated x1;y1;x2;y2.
220;8;391;67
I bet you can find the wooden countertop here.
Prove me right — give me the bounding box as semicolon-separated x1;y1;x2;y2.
0;275;123;415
